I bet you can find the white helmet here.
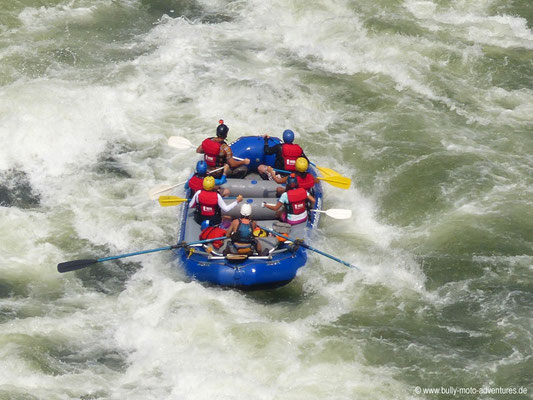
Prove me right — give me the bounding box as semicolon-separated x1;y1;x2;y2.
240;203;252;217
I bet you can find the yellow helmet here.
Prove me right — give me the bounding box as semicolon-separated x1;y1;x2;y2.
295;157;308;173
203;176;215;191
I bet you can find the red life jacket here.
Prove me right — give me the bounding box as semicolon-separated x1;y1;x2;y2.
198;190;219;216
199;226;226;249
281;143;303;171
201;138;224;167
296;172;315;190
286;188;307;215
188;174;204;192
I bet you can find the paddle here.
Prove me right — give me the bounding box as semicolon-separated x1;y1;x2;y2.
310;164;337;177
57;236;228;273
272;168;351;190
308;161;347;180
307;162;351;189
158;196;190;207
259;226;357;269
316;175;351;189
310;208;352;219
262;202;351;220
168;136;196;150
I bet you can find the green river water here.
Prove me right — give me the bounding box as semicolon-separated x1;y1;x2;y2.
0;0;532;399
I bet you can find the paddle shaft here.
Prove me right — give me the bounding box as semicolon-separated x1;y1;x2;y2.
259;226;357;269
149;180;188;199
57;237;228;273
309;209;352;219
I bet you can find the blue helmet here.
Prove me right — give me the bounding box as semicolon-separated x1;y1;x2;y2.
282;129;294;143
196;160;207;175
287;175;298;189
216;119;229;138
201;219;210;231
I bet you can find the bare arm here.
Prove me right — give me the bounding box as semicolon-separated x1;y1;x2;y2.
222;143;250;168
227;156;250;168
226;220;239;238
264;201;284;212
266;166;287;184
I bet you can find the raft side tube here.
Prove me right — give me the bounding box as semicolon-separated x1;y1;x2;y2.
221;178;280;198
229;136;281;170
221;197;277;219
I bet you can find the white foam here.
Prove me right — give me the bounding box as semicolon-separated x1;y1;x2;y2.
0;80;124;177
104;265;416;399
404;0;533;49
18;4;97;31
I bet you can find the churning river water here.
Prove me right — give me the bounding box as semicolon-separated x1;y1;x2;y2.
1;0;532;399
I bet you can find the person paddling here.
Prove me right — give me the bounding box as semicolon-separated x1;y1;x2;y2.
189;176;243;226
185;160;230;197
266;157;317;196
262;175;315;225
257;129;308;180
196;120;250;179
225;203;265;256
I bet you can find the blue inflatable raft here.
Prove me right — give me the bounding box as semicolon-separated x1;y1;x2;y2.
173;136;324;290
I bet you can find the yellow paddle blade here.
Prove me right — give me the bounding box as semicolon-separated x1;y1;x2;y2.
314;165;340;177
316;175;351;189
158;196;189;207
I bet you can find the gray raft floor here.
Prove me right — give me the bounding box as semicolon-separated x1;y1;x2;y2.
182;172;308;255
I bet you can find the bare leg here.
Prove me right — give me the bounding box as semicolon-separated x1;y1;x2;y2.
257;164;271;180
227;165;249;179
